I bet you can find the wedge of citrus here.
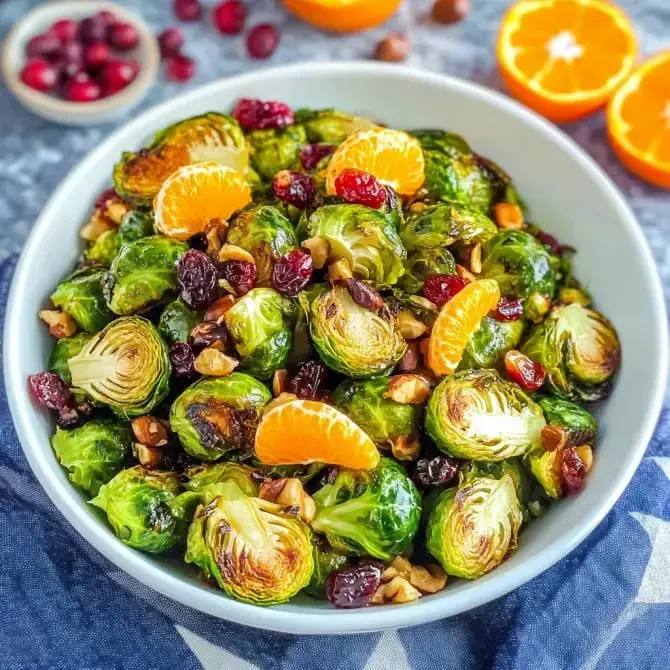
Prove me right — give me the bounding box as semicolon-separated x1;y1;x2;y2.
497;0;638;123
154;162;251;240
255;399;380;469
283;0;402;32
427;279;501;376
325;128;425;196
607;52;670;188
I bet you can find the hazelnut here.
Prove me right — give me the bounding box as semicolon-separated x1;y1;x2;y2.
38;309;77;339
397;311;428;340
384;374;431;404
131;416;169;447
398;341;420;372
301;236;330;270
272;369;289;397
432;0;470;25
541;425;567;452
374;33;411;63
494;202;524;229
218;244;256;265
391;434;421;461
204;295;236;323
194;348;239;376
409;564;447;594
132;442;163;469
328;258;353;283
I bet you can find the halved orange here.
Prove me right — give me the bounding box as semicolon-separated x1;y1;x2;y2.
283;0;403;33
325;128;425;196
154;162;251;240
607;52;670;188
427;279;501;376
497;0;638;123
255;399;380;470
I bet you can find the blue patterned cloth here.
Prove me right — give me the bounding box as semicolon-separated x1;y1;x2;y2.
1;1;669;668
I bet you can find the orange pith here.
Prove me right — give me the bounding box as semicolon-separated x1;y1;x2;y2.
427;279;501;376
325;128;425;197
282;0;403;33
497;0;638;122
607;52;670;188
254;399;380;470
154;162;251;240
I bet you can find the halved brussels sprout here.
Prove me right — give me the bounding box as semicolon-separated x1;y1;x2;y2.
91;466;184;553
303;539;350;598
113;113;247;206
399;246;457;295
69;316;171;418
185;480;314;605
426;474;523;579
295;108;377;144
104;236;188;316
311;458;421;560
305;203;407;285
51;419;131;495
48;332;92;383
50;267;114;333
182;462;259;496
117;210;155;245
307;285;406;378
223;288;297;379
251;463;324;483
459;316;525;370
527;449;562;499
248;125;307;181
425;369;545;460
170;373;272;461
460;458;530;506
158;299;200;344
521;303;621;402
226;205;298;284
84;230;120;267
538;396;597;446
409;129;471;157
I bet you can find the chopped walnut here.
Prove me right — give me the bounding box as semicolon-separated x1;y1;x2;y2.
262;392;298;416
260;477;315;523
397;310;428;340
384;374;431;404
301;236;330;270
391;434;421;461
387;556;412;580
371;576;421;604
204;218;229;256
131;416;168;447
204;295;236;323
409;564;447;594
494;202;524;229
38;309;77;339
272;369;289;397
575;444;593;473
132;442;163;469
80;210;116;242
218;244;256;265
106;200;130;225
327;258;353;283
455;264;476;283
194;348;239;376
398;341;420;372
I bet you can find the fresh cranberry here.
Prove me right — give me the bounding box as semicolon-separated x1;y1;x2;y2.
78;16;107;44
177;249;218;308
422;274;468;307
246;23;279;60
96;10;118;29
26;33;61;59
20;59;57;92
326;563;383;609
301;144;334;171
213;1;246;35
334;168;387;209
51;19;79;43
109;22;140;51
289;360;328;400
166;54;196;82
65;72;101;102
344;278;383;311
51;42;85;82
173;0;202;21
232;98;293;131
84;42;110;69
219;260;256;296
170;342;198;379
491;296;524;321
271;249;313;297
28;372;72;410
413;456;460;489
504;350;546;391
559;447;586;495
99;59;137;93
158;27;184;58
273;171;316;209
189;321;228;352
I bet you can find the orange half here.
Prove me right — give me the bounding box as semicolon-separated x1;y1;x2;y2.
283;0;403;33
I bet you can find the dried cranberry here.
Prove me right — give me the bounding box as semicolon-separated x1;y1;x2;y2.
504;350;546;391
26;33;61;59
170;342;198;379
166;54;196;82
334;168;386;209
78;16;107;44
65;72;101;102
84;42;110;70
271;249;313;297
273;171;316;210
534;230;562;255
289;360;328;400
178;249;218;308
173;0;203;21
326;563;383;609
232;98;294;131
246;23;279;60
491;296;523;321
301;144;335;171
213;1;247;35
56;405;81;429
413;456;459;489
109;22;141;51
158;27;184;58
422;274;468;307
344;278;384;311
95;188;118;210
559;447;586;495
20;59;57;92
28;372;72;411
51;19;79;43
189;321;228;352
219;260;256;296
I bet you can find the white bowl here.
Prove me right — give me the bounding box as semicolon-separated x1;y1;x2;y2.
4;62;668;635
1;1;159;125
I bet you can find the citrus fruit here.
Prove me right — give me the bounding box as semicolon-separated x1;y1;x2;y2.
607;52;670;188
497;0;638;122
325;128;425;197
283;0;403;33
154;162;251;240
255;399;380;469
427;279;501;376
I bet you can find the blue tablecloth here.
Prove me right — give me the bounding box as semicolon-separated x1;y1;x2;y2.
1;1;669;668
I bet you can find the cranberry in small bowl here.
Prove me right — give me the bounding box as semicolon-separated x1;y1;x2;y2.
1;1;159;125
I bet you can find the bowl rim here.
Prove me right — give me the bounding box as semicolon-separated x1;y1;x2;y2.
4;61;668;635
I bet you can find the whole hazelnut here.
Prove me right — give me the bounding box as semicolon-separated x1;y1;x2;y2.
432;0;470;25
374;33;411;63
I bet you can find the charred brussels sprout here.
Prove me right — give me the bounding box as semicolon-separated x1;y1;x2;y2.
399;246;456;295
170;373;271;461
538;396;598;445
158;299;200;344
460;316;525;370
409;129;471;157
113;113;247;206
303;539;350;598
248;124;307;181
51;419;132;495
48;332;92;383
91;466;184;553
461;458;530;506
185;480;314;605
68;316;171;417
51;267;114;333
295;108;377;144
425;369;545;460
117;210;155;245
521;303;621;402
85;230;120;267
104;236;188;315
311;458;421;560
307;285;406;378
426;474;523;579
223;288;297;379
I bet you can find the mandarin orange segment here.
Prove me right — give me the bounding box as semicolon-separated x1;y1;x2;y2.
497;0;638;122
154;162;251;240
255;399;380;469
427;279;501;376
325;128;425;197
283;0;403;33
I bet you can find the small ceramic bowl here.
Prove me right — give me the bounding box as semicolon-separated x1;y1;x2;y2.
1;1;159;125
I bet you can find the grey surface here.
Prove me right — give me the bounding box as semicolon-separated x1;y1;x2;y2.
0;0;669;308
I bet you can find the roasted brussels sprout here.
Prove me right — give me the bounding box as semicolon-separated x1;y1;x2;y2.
104;236;188;316
226;205;297;284
51;419;132;495
248;124;307;181
48;332;92;383
311;458;421;560
461;458;530;506
296;108;377;144
69;316;171;418
158;299;200;344
521;303;621;401
182;462;259;496
409;129;471;157
303;539;350;598
170;373;271;461
185;480;314;605
117;210;155;245
307;285;406;378
460;316;525;370
398;246;456;294
113;113;247;206
425;369;545;460
426;474;523;579
538;396;598;446
51;267;114;333
527;450;562;499
223;288;297;379
84;230;120;267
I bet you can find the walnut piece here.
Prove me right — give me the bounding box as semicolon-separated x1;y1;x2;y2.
132;442;163;469
217;244;256;265
204;295;236;323
260;477;316;523
106;200;130;225
80;210;116;242
131;416;168;447
455;264;476;283
327;258;353;283
397;310;428;340
372;576;421;604
409;564;447;594
204;218;229;256
194;348;239;376
391;434;421;462
301;236;330;270
384;374;431;404
38;309;77;339
468;242;482;274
